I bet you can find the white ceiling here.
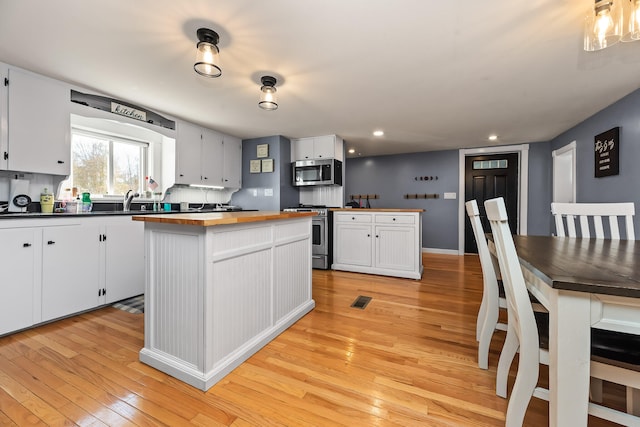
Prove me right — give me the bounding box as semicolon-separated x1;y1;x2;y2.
2;0;640;157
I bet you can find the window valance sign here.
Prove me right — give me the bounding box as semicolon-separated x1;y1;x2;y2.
594;127;619;178
70;90;175;130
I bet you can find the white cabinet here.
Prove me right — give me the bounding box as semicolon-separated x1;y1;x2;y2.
201;128;224;186
291;134;344;161
0;63;8;170
334;213;373;266
0;215;145;335
101;218;145;304
0;228;37;335
175;121;229;187
222;134;242;188
42;224;101;321
332;211;423;279
5;66;70;175
175;120;202;184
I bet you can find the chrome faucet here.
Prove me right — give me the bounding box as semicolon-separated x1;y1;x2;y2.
123;190;140;211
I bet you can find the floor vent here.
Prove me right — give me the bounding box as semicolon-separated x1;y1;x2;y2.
350;295;372;310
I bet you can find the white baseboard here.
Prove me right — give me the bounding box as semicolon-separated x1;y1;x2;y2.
422;247;460;255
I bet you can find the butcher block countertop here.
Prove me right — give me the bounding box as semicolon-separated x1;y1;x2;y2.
132;210;316;226
331;208;424;212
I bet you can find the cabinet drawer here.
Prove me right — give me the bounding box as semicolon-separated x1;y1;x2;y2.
375;214;415;225
334;213;372;223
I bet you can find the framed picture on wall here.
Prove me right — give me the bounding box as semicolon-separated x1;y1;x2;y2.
250;159;261;173
261;158;274;173
594;127;619;178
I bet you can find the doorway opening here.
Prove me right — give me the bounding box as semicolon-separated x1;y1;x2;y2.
552;141;576;203
458;144;529;254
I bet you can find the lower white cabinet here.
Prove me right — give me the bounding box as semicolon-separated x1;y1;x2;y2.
42;224;101;321
0;216;144;335
332;210;423;279
0;228;38;335
102;219;144;303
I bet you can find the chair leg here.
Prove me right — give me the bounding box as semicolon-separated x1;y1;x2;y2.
497;324;518;398
591;378;603;403
628;387;640;416
505;342;539;427
477;292;487;342
478;298;499;370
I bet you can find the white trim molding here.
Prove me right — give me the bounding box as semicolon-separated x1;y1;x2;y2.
458;144;530;254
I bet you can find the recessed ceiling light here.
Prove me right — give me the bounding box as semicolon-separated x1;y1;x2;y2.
373;130;384;137
488;134;498;141
348;148;355;154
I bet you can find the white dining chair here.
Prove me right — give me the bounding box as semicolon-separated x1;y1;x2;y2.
466;199;546;371
465;200;507;370
551;202;635;240
486;197;640;427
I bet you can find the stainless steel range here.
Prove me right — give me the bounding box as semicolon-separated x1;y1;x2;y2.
283;205;333;269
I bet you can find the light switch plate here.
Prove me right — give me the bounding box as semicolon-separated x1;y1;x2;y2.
265;188;273;197
444;192;457;199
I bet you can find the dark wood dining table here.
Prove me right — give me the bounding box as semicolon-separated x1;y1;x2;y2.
488;235;640;427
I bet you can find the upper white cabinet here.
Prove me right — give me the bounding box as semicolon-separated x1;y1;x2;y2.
222;134;242;188
291;134;343;161
5;66;70;175
175;120;240;188
0;63;8;170
201;128;224;186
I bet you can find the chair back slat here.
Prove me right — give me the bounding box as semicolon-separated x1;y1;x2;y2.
551;202;635;240
465;200;499;291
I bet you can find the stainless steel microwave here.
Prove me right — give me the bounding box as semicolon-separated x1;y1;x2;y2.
292;159;342;187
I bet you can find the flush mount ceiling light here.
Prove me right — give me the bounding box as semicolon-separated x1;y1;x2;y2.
488;134;498;141
194;28;222;78
584;0;640;51
258;76;278;111
373;130;384;137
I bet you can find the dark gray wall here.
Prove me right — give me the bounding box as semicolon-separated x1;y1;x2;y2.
527;141;553;236
550;88;640;232
231;135;298;210
346;143;553;250
346;150;460;250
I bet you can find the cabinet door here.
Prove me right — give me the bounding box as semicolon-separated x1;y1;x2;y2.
313;135;335;159
291;137;314;161
374;225;416;271
201;128;224;186
7;67;70;175
0;63;8;170
104;220;144;303
0;228;37;335
222;135;242;188
42;224;101;322
175;121;202;185
334;223;372;266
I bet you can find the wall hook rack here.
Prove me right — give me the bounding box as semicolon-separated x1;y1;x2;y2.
349;194;379;200
404;193;439;199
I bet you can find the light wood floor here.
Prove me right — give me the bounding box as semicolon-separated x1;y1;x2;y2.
0;253;627;426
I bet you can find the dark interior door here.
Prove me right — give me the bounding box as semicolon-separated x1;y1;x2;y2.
464;153;519;253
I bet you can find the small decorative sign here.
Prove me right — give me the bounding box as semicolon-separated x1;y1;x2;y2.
250;159;261;173
261;158;274;173
594;127;619;178
256;144;269;158
111;101;147;122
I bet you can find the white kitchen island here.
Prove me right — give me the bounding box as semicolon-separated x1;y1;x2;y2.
132;211;315;391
